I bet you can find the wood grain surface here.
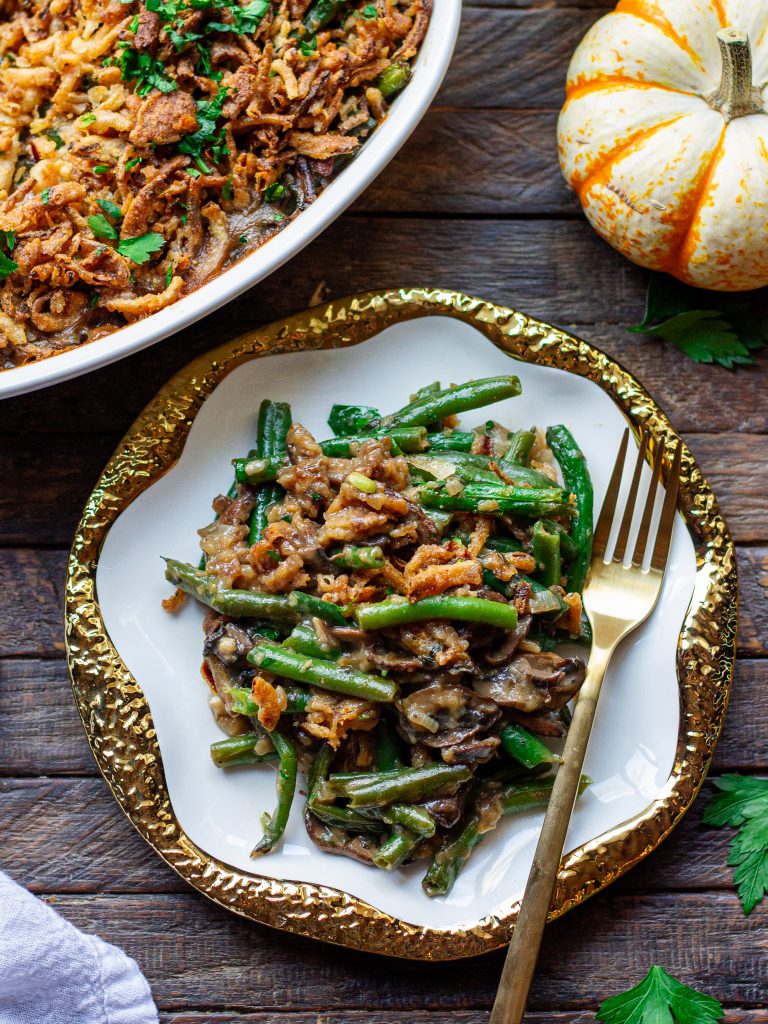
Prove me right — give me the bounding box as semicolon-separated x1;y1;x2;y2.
1;1;766;1020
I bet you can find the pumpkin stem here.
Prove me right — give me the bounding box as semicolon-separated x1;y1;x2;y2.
707;28;765;121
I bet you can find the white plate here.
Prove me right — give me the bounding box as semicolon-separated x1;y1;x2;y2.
96;315;696;934
0;3;460;400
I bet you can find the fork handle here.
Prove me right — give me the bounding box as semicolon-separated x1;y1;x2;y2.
489;644;612;1024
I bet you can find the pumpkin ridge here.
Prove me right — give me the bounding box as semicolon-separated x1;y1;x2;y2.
710;0;727;28
576;115;685;198
615;0;706;73
565;76;690;103
664;129;726;280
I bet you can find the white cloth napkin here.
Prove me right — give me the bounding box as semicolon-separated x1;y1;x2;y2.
0;871;158;1024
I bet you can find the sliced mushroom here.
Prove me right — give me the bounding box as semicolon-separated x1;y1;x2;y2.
396;682;500;749
474;652;586;713
481;614;532;666
441;735;500;765
303;809;378;865
422;789;470;829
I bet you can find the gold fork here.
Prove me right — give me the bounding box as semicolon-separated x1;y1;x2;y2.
490;427;683;1024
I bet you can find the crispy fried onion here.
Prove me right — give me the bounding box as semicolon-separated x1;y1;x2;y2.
302;689;379;749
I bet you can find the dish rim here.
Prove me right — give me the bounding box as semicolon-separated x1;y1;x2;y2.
64;287;738;960
0;1;461;401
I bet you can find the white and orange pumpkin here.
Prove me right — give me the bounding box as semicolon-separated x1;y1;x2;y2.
558;1;768;291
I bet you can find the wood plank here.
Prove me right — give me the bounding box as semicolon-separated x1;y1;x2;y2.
438;8;597;110
0;651;763;779
0;775;745;895
3;310;767;440
1;431;765;546
0;550;68;657
355;110;577;216
36;891;768;1009
160;1014;768;1023
739;547;768;655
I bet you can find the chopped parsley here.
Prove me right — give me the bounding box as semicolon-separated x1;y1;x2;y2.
45;128;65;149
0;230;15;251
300;35;317;56
274;212;284;221
222;176;233;200
87;214;119;240
125;156;142;171
360;3;377;17
264;182;285;201
117;232;166;264
97;198;123;221
116;43;176;96
186;166;202;178
80;112;97;125
93;164;110;174
0;251;18;280
238;234;247;244
41;188;51;204
88;291;101;309
178;86;228;171
165;263;174;287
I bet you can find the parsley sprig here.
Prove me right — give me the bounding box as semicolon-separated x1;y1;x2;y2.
0;229;17;281
178;86;229;171
596;966;723;1024
630;273;768;369
703;775;768;915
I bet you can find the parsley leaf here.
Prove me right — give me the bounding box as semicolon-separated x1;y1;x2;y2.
300;34;317;56
264;182;284;201
0;251;18;280
97;198;123;221
116;43;176;96
45;127;65;149
117;232;166;264
0;230;15;251
178;86;228;171
361;3;377;17
596;966;723;1024
125;156;142;171
703;775;768;914
629;273;768;369
41;188;51;204
80;112;97;125
88;214;119;240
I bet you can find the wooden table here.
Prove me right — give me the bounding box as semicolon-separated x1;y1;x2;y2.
2;2;767;1020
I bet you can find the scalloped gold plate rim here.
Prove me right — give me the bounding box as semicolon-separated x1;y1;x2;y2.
65;288;737;960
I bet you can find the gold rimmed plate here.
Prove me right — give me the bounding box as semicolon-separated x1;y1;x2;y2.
65;289;737;959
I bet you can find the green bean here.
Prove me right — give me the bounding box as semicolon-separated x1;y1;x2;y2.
328;404;380;435
307;742;334;796
229;685;311;715
380;803;435;838
210;733;278;768
532;519;562;588
411;451;555;489
426;430;475;452
248;640;397;702
422;776;590;896
309;801;384;834
481;567;567;618
331;545;386;571
546;425;593;594
373;827;420;870
499;724;560;770
540;519;580;563
302;0;344;33
418;481;573;518
248;400;292;546
287;591;348;625
252;728;297;856
374;376;521;430
233;454;287;485
376;61;412;100
164;560;298;622
328;764;471;808
502;427;536;467
319;426;427;457
283;620;340;661
483;535;524;554
354;595;518;632
375;719;403;771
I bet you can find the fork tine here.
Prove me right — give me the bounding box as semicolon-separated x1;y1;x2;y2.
650;441;682;571
632;436;665;567
592;428;629;560
612;429;649;564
